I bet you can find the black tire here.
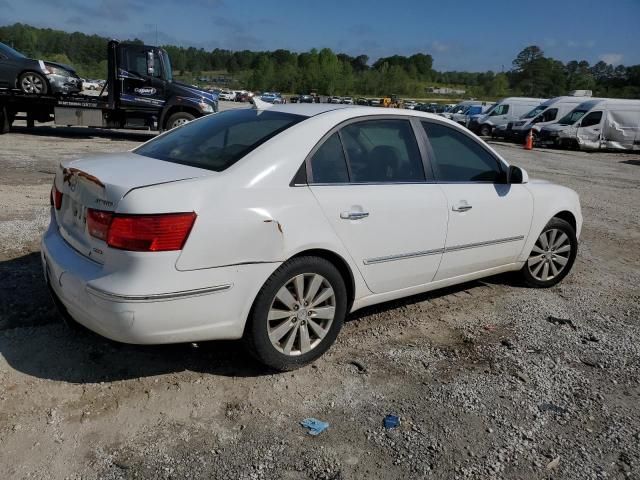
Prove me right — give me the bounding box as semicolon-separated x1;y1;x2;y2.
244;256;348;371
479;124;492;137
520;217;577;288
18;71;48;95
166;111;196;130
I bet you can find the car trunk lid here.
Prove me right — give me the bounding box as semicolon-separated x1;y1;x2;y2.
54;152;213;263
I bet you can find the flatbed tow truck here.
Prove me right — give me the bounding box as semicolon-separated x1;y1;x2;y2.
0;40;218;134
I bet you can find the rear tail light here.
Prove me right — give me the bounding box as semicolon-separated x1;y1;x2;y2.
87;210;196;252
51;184;63;210
87;209;112;241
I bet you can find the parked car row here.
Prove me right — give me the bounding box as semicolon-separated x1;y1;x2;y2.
462;91;640;152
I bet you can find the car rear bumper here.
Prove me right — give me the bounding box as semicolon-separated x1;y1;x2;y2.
41;212;278;344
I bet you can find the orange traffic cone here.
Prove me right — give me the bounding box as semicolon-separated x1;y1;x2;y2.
524;129;534;150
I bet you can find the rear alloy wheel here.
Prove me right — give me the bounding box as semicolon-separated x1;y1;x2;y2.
166;112;196;130
245;256;347;371
19;72;48;95
521;218;577;288
479;124;492;137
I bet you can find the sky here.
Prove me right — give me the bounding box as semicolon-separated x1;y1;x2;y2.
1;0;639;71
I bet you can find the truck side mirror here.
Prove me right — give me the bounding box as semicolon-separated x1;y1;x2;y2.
147;51;154;76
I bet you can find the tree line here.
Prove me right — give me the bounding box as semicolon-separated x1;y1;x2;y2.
1;23;638;98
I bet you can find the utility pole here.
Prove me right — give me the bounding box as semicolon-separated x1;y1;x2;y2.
155;24;158;46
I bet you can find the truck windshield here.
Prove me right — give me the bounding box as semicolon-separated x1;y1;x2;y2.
523;105;547;119
558;109;587;125
134;109;305;172
0;42;26;59
161;50;173;82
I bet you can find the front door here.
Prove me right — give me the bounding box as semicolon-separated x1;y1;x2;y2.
307;119;448;294
576;110;603;149
420;121;533;281
117;45;166;111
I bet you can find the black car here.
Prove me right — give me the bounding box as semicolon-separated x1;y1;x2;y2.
0;42;82;95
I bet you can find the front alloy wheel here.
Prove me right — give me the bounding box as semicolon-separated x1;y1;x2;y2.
245;256;347;371
19;72;48;95
521;217;577;287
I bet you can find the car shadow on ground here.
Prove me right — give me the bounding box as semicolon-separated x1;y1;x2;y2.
620;159;640;166
0;251;519;384
8;125;155;142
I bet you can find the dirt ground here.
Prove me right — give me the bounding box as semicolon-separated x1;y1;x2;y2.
0;121;639;480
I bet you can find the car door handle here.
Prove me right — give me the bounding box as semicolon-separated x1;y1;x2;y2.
340;211;369;220
452;203;473;212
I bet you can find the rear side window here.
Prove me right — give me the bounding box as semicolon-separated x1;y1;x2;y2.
422;122;505;183
309;133;349;183
581;111;603;127
135;110;305;171
340;120;425;183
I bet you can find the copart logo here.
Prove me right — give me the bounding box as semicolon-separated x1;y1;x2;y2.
134;87;157;96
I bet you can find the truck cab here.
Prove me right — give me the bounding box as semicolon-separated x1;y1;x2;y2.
110;42;218;130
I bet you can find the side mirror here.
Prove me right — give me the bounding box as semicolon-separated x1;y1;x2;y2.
508;165;528;184
146;51;154;76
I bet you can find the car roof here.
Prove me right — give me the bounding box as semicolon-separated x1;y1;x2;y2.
260;103;458;124
264;103;357;117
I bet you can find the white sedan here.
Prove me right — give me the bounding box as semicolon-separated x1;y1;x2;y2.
42;103;582;370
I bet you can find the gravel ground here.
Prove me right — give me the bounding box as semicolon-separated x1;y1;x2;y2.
0;121;638;480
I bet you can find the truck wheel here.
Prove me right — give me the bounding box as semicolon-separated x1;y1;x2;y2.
166;112;195;130
19;72;48;95
479;124;492;137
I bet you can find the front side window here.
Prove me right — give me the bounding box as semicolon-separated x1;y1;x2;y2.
523;105;546;119
540;108;558;122
580;111;603;128
558;109;587;125
422;122;505;183
340;119;425;183
309;133;349;184
135;109;305;171
490;104;510;116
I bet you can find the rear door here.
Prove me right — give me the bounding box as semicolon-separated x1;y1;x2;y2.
420;121;533;280
308;118;448;294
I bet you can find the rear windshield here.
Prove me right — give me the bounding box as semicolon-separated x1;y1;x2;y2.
135;109;305;171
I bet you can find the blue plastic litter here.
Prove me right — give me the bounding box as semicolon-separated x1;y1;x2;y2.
300;418;329;436
383;414;400;429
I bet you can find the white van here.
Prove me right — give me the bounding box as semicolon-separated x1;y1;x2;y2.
471;97;547;136
538;98;640;151
509;94;596;141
